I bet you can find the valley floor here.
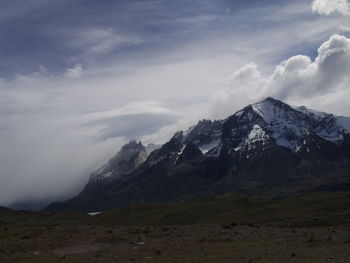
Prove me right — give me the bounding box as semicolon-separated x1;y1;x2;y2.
2;192;350;262
1;223;350;263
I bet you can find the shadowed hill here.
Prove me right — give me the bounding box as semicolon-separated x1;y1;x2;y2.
4;192;350;228
91;192;350;227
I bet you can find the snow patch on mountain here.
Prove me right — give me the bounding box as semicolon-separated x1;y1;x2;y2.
252;101;279;123
294;105;346;143
247;98;348;150
205;143;222;158
199;139;220;154
247;125;267;141
235;125;270;151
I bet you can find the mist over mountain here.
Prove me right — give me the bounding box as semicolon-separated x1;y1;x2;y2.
46;97;350;212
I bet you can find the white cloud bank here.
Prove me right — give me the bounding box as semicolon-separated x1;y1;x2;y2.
211;34;350;118
0;69;184;208
312;0;349;15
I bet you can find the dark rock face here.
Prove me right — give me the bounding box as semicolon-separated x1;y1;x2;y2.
46;98;350;212
185;119;223;146
176;143;203;165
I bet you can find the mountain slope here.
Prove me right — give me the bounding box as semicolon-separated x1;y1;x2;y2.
46;98;350;212
89;140;157;182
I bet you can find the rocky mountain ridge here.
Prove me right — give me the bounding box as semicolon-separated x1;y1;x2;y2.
88;140;160;183
46;97;350;212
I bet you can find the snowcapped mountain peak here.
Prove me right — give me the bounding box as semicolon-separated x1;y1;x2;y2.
258;96;281;105
251;97;296;123
222;97;349;151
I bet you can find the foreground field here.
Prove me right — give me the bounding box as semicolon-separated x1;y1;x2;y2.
1;192;350;262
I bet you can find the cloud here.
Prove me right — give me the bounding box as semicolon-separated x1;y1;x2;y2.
63;64;83;79
0;61;192;209
67;28;142;57
210;63;266;118
0;99;179;209
270;34;350;98
175;15;217;25
211;34;350;118
312;0;349;15
83;101;181;141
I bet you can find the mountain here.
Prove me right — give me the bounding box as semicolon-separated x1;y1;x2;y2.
89;140;151;182
81;140;160;194
46;97;350;212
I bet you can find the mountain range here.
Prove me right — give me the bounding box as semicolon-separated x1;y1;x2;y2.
47;97;350;212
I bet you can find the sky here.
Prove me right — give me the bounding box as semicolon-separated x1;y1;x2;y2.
1;0;350;209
